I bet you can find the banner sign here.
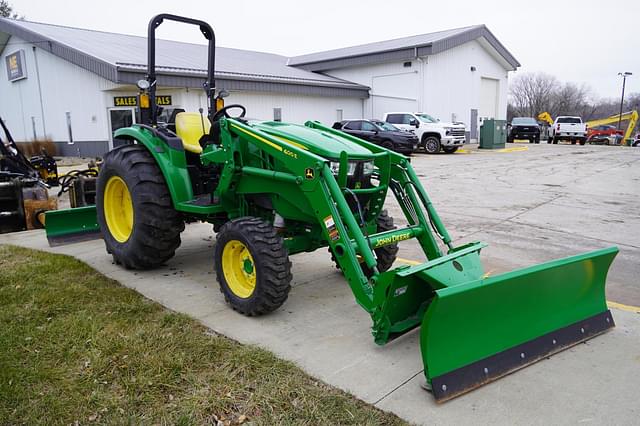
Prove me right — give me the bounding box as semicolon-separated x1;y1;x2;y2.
6;50;27;82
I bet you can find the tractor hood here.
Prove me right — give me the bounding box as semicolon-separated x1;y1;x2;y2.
251;121;374;160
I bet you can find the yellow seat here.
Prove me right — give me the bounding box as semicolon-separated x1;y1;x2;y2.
175;112;211;154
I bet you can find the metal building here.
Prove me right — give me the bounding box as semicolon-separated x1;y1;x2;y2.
290;25;521;141
0;18;519;155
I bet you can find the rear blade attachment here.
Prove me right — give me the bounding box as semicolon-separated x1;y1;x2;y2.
420;246;618;402
45;206;101;246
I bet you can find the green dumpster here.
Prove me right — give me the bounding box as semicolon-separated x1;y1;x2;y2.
479;119;507;149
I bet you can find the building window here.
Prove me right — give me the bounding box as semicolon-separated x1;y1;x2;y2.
336;109;343;122
403;61;412;68
273;108;282;122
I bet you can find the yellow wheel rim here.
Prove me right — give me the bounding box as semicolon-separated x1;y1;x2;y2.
222;240;256;298
103;176;133;243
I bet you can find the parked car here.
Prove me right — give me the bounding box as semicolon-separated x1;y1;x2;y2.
383;112;466;154
332;119;418;154
507;117;541;143
587;125;623;144
548;116;587;145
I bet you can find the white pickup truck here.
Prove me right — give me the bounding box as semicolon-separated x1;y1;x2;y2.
549;116;587;145
383;112;466;154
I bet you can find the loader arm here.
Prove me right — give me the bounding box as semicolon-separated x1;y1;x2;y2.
216;118;618;402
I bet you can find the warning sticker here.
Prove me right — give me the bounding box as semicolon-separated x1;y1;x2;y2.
324;215;339;241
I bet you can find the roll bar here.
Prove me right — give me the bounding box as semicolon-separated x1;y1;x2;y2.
146;14;216;125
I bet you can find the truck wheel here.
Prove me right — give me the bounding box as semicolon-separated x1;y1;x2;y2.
96;144;184;269
330;210;398;276
442;146;458;154
579;138;586;145
215;217;292;316
423;136;441;154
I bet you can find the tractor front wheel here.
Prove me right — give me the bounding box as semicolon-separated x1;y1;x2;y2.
96;144;184;269
330;210;398;276
215;217;292;316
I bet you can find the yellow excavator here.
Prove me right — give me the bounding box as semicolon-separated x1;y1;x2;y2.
586;110;638;144
537;112;554;126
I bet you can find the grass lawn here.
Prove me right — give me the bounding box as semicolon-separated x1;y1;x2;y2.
0;245;407;425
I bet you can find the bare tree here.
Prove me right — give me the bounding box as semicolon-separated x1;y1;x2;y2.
549;82;594;118
509;72;559;119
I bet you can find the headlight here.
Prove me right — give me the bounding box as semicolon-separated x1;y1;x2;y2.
329;161;357;176
362;161;375;175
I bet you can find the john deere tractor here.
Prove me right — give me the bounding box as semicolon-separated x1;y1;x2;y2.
46;14;618;402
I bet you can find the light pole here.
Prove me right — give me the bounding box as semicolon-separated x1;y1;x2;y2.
617;72;632;132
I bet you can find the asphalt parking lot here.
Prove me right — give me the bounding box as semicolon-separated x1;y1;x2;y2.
2;143;639;425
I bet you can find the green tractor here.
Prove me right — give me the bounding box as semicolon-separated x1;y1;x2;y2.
46;14;618;402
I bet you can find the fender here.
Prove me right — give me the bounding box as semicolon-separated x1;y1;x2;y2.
114;125;193;204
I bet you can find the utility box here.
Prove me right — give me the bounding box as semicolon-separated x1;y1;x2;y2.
479;119;507;149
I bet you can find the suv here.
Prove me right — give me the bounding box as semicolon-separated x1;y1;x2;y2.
332;119;418;154
508;117;541;143
383;112;466;154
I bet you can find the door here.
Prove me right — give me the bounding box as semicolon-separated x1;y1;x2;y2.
479;78;499;121
108;108;136;149
386;113;417;132
371;72;419;119
359;120;380;143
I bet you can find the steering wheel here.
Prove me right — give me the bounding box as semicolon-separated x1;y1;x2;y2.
212;104;246;122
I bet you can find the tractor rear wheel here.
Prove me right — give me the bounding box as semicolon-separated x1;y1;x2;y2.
96;144;184;269
215;217;292;316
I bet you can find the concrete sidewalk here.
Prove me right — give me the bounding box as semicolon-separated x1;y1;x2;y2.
2;225;639;425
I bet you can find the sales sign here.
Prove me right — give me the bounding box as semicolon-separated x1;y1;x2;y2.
113;95;172;106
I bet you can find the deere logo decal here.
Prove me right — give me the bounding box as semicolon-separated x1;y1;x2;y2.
305;168;315;179
374;232;411;248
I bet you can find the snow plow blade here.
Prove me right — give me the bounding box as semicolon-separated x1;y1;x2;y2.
45;206;100;246
420;246;618;402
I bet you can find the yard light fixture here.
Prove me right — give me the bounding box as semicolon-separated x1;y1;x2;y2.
617;72;632;132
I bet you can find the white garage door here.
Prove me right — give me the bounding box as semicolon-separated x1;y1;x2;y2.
372;96;418;120
371;72;419;119
479;77;499;120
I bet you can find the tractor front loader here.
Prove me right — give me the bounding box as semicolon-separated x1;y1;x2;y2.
45;14;618;402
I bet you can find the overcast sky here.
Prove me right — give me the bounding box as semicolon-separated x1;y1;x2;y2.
11;0;640;100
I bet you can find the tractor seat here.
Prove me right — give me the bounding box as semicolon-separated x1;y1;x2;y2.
175;112;211;154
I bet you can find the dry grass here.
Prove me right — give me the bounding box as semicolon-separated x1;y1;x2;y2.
0;245;407;425
15;139;57;157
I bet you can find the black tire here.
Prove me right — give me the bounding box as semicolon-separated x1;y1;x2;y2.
330;210;398;276
215;217;291;316
571;140;576;145
423;136;441;154
96;144;184;269
372;210;399;273
579;138;586;145
442;146;458;154
380;139;395;152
